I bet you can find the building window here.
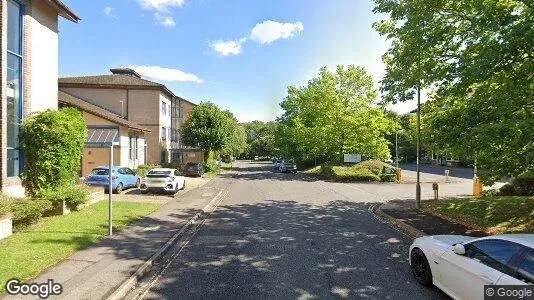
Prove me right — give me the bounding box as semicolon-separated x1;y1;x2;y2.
7;0;23;178
128;135;133;160
161;127;167;141
162;101;167;116
135;136;139;160
178;102;184;119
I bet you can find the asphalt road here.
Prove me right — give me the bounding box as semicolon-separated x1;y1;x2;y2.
138;161;449;299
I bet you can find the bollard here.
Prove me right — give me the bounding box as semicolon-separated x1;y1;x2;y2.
432;182;439;200
395;168;402;183
473;176;483;197
444;169;450;183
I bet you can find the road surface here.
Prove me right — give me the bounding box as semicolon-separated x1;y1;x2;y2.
135;161;452;299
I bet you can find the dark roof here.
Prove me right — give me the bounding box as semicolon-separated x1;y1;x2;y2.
59;74;198;106
110;68;142;78
44;0;81;22
58;90;151;133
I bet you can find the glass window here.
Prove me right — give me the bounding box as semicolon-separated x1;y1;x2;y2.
516;250;534;284
161;127;167;141
6;1;23;177
162;101;167;116
470;240;523;265
178;103;184;119
134;136;138;160
7;0;22;55
128;135;133;160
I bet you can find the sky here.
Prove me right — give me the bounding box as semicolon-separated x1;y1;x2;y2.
59;0;420;122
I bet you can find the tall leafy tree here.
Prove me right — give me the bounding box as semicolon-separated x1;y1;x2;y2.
374;0;534;181
242;121;278;159
277;65;394;165
181;102;233;160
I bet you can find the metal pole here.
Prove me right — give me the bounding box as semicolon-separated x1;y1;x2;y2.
395;130;399;169
108;144;113;236
416;84;421;209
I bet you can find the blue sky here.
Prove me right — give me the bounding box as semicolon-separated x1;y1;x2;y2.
59;0;417;122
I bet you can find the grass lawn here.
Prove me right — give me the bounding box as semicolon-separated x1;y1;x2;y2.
423;196;534;234
0;200;161;292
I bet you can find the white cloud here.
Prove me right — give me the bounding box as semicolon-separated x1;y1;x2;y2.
137;0;185;12
210;20;304;56
103;6;113;15
250;20;304;44
211;40;243;56
154;13;176;27
128;65;203;83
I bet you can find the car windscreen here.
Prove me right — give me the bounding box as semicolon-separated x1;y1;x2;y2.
91;168;110;175
146;170;172;178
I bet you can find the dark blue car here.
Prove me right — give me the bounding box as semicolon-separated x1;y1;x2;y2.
85;166;140;194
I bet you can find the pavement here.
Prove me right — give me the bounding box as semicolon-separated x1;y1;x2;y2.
2;175;230;300
126;161;462;300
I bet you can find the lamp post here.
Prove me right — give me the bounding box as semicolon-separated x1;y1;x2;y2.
395;130;399;169
416;84;421;209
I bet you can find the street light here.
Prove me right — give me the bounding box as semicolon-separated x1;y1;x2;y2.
416;84;421;209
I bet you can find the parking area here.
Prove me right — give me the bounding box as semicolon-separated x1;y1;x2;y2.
85;176;212;204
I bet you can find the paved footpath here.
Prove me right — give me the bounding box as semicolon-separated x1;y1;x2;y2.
2;175;234;300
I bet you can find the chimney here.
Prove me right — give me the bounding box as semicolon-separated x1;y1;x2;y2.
110;68;141;78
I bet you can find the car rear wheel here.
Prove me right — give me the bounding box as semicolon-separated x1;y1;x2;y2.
411;248;433;286
114;183;123;194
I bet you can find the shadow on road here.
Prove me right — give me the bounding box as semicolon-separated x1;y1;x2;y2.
141;199;447;299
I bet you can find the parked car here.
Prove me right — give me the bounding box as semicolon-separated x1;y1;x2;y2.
409;234;533;299
280;161;297;173
181;162;205;177
85;166;140;194
139;168;185;194
274;160;282;170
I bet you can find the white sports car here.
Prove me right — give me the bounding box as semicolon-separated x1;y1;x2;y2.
409;234;533;300
139;168;185;194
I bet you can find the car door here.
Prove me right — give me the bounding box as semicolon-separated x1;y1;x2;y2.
438;239;523;300
125;168;138;186
174;170;184;188
498;248;534;285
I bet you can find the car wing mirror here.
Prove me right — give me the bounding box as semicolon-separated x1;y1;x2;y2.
452;244;466;255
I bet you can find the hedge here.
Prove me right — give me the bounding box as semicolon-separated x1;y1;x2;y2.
36;186;89;211
20;108;87;197
10;199;52;229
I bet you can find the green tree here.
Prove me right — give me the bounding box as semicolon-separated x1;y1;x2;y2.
242;121;278;159
220;111;247;159
20;108;87;196
374;0;534;182
181;102;233;160
277;65;394;166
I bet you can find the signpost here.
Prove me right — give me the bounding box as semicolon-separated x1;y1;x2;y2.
343;154;362;163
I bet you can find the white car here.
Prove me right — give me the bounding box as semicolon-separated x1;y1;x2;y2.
139;168;185;194
409;234;533;300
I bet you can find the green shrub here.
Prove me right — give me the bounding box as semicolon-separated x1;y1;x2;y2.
36;186;89;211
10;199;52;229
379;173;396;182
511;176;534;196
204;159;219;173
20;108;87;197
354;160;395;175
332;167;380;182
135;164;162;177
499;184;516;196
0;195;13;217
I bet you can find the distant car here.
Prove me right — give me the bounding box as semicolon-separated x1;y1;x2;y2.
139;168;185;194
85;166;140;194
274;160;282;170
254;156;259;161
181;162;204;177
409;234;533;300
280;161;297;173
